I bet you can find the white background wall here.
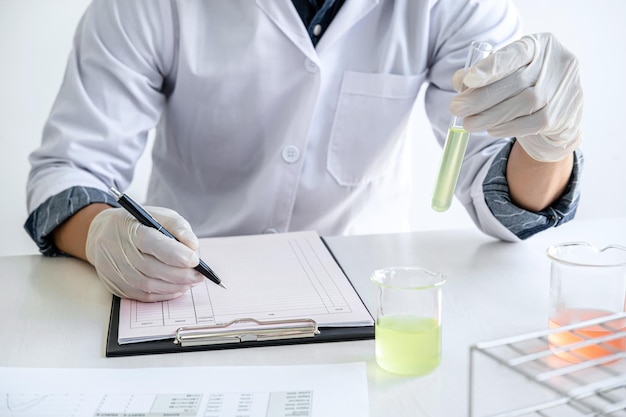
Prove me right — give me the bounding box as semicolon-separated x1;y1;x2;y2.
1;1;624;256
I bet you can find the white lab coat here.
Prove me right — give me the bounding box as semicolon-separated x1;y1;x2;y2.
27;0;522;240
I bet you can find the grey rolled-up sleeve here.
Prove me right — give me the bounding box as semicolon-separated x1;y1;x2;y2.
483;140;583;240
24;186;119;256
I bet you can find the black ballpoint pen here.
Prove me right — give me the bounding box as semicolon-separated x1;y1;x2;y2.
109;187;226;289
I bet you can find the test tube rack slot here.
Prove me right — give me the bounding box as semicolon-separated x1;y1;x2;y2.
469;312;626;417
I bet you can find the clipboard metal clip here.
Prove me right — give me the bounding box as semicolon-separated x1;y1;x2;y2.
174;318;320;347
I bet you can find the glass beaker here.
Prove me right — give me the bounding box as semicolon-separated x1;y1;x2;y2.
371;266;446;376
547;242;626;362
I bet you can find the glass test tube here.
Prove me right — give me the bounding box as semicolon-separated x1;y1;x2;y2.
431;41;493;212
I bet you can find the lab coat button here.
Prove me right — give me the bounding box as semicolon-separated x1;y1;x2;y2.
313;24;322;36
282;145;300;163
304;58;319;74
263;228;278;234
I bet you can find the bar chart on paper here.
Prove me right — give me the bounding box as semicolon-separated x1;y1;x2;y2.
0;363;368;417
1;392;309;417
2;393;84;416
2;393;202;417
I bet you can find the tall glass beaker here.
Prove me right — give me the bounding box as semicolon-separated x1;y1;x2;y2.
547;242;626;362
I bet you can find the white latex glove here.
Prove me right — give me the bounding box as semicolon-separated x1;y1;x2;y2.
86;206;205;302
450;33;583;162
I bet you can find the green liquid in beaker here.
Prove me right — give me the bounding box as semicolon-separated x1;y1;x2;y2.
375;315;441;376
431;127;470;212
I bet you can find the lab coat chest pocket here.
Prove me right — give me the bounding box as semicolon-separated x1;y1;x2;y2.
327;71;424;186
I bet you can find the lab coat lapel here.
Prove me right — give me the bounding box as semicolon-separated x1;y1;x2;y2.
255;0;316;59
316;0;380;53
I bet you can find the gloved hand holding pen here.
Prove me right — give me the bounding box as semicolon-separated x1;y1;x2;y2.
85;206;205;302
449;32;583;162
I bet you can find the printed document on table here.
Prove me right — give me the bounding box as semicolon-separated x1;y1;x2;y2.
117;231;373;344
0;362;369;417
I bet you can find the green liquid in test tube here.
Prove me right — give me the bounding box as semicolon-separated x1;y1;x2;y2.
431;41;493;212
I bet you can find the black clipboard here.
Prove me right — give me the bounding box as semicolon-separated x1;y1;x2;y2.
105;237;374;357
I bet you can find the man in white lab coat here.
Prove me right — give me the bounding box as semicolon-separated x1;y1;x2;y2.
25;0;582;301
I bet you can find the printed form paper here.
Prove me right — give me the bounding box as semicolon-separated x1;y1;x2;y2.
118;231;373;344
0;362;369;417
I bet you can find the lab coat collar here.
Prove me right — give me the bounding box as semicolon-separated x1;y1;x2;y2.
255;0;379;59
316;0;380;53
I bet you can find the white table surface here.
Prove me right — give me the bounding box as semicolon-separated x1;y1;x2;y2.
1;217;624;416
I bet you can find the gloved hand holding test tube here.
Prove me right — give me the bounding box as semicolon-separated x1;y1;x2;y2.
431;41;493;212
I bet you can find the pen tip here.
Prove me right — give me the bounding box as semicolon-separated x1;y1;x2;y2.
219;282;227;289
